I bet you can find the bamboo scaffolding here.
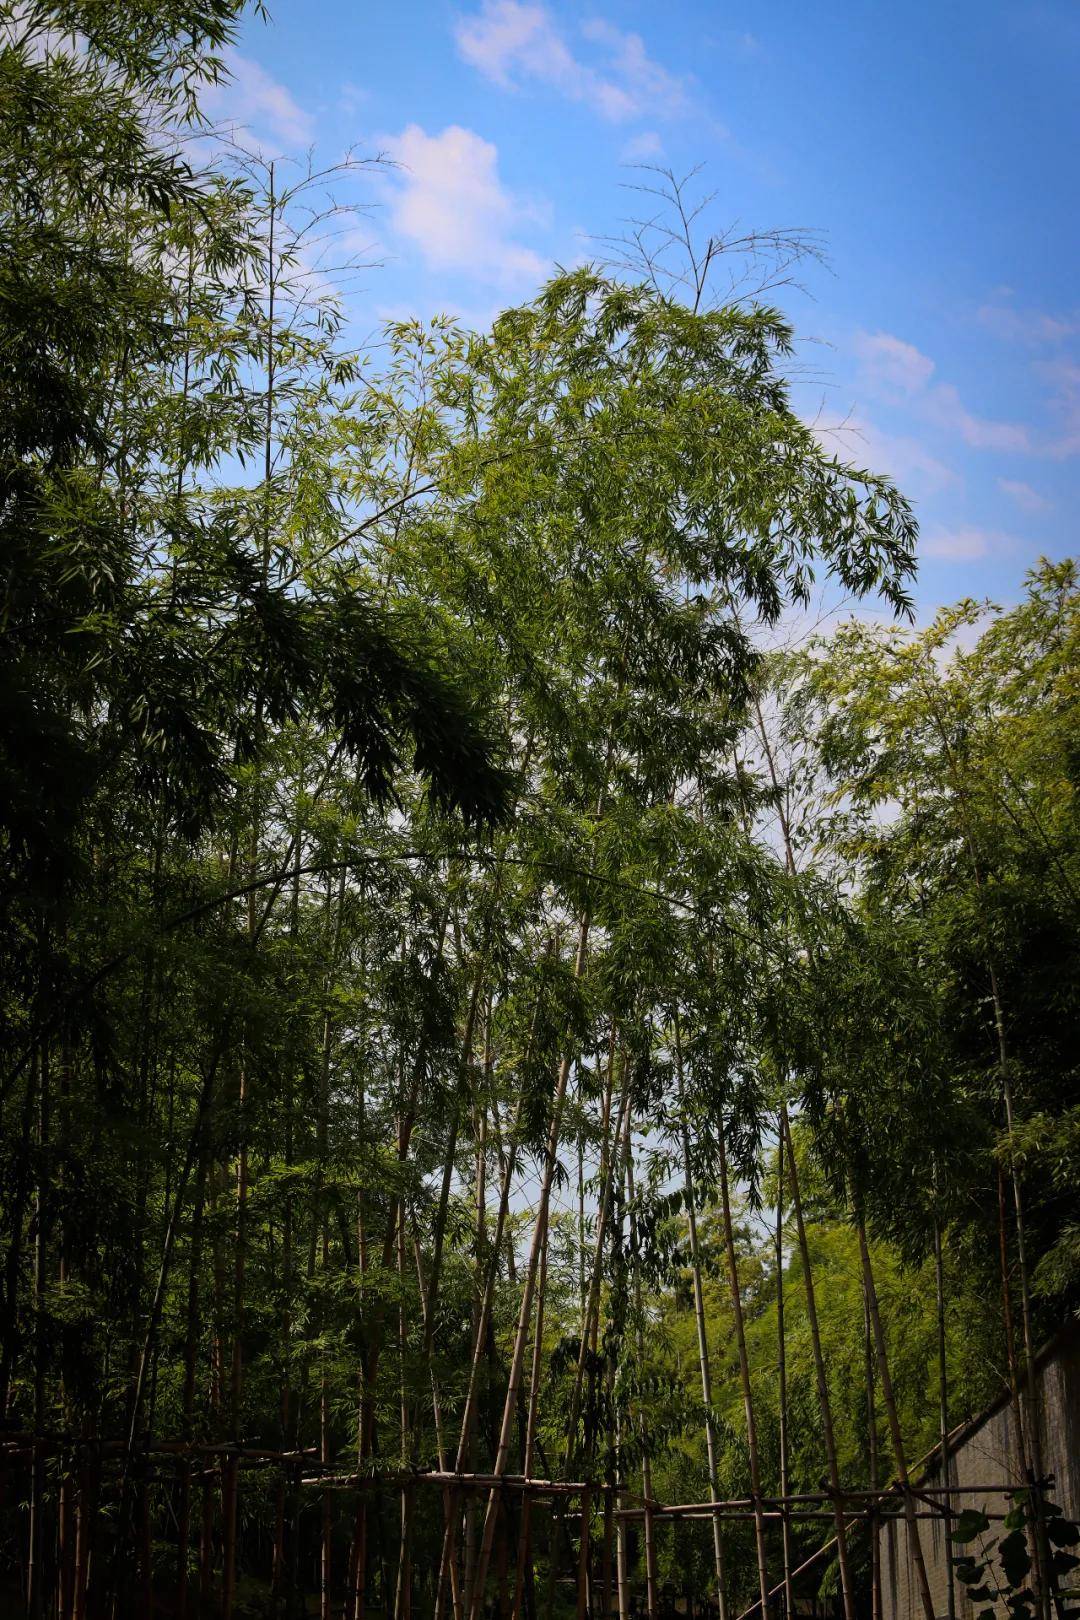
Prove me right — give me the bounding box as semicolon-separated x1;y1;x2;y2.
0;1438;1021;1501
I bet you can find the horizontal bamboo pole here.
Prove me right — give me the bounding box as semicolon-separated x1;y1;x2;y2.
614;1506;1007;1523
0;1434;319;1463
0;1431;1029;1514
298;1471;588;1494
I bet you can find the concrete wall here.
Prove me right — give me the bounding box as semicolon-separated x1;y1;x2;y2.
881;1326;1080;1620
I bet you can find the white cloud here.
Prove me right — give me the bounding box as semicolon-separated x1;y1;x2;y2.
921;526;1019;562
997;478;1052;513
922;382;1030;453
621;130;664;161
456;2;577;88
338;82;369;118
855;329;1030;453
977;299;1078;346
855;331;935;396
1039;358;1080;459
455;1;689;122
381;124;548;289
812;411;958;496
203;50;314;149
375;297;504;334
580;18;689;116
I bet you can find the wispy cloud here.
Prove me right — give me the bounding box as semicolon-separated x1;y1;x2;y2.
921;525;1020;562
620;130;664;162
380;123;548;290
997;477;1052;513
854;331;934;396
922;383;1030;453
455;1;690;123
812;410;958;496
977;298;1079;346
203;50;314;150
856;330;1030;453
1038;357;1080;460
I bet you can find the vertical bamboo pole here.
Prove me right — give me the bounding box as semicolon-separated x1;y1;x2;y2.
615;1454;631;1620
855;1214;935;1620
672;1019;728;1620
997;1163;1030;1471
990;967;1045;1462
625;1147;658;1620
602;1134;626;1620
933;1214;956;1620
199;1466;214;1613
996;1165;1045;1608
562;1051;632;1620
394;1211;412;1620
469;910;592;1616
565;1064;630;1466
436;1077;528;1620
576;1486;592;1620
177;1150;208;1620
450;1087;525;1459
320;1205;332;1620
72;1437;94;1620
578;1122;587;1340
474;722;617;1615
27;1047;49;1620
318;872;346;1620
602;1485;614;1620
993;973;1050;1620
923;687;1046;1612
774;1135;794;1620
863;1281;882;1620
511;1225;548;1620
716;1112;771;1620
139;1463;154;1620
58;1044;74;1620
780;1111;856;1620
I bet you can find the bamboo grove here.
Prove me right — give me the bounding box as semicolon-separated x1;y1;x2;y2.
3;4;1080;1617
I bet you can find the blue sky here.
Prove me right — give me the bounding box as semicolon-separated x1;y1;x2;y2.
208;0;1079;621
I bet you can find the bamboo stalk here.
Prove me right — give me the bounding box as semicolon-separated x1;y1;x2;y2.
72;1441;94;1620
863;1276;882;1620
624;1147;659;1620
716;1110;771;1620
997;1162;1030;1474
393;1211;411;1620
673;1017;729;1620
855;1213;935;1620
781;1110;856;1620
774;1128;794;1620
615;1506;986;1523
993;979;1050;1620
565;1062;631;1470
934;1214;956;1620
511;1225;549;1620
468;909;592;1616
436;1066;529;1619
27;1047;49;1620
177;1147;208;1620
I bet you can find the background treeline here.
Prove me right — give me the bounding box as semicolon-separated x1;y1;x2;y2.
1;3;1078;1617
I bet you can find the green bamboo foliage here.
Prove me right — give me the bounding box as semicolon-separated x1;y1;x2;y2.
4;5;1080;1618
